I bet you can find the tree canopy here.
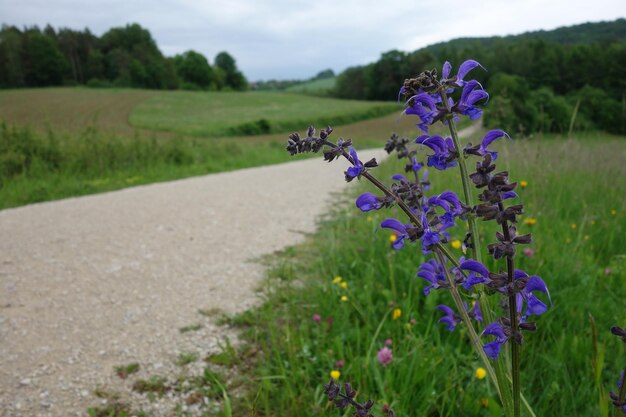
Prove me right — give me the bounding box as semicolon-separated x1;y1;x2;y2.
0;23;248;91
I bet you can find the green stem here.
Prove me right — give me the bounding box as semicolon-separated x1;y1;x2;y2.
439;91;482;263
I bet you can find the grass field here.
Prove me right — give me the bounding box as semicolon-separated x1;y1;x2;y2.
0;88;407;209
129;90;394;136
285;77;336;95
229;130;626;416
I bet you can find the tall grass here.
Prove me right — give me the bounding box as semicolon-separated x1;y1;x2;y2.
233;132;626;416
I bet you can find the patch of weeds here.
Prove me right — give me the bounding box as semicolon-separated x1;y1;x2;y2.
87;401;131;417
93;385;121;401
176;352;199;366
179;323;203;333
132;375;169;396
198;307;223;318
205;338;240;368
114;362;140;379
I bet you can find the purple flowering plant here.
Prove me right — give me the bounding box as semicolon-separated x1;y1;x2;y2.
286;60;559;417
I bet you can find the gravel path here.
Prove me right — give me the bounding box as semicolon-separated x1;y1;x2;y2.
0;149;387;416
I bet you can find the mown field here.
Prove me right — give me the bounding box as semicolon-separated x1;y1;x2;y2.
231;130;626;417
285;77;336;95
0;88;402;209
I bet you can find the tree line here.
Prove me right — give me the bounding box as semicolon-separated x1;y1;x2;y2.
333;19;626;135
0;23;248;91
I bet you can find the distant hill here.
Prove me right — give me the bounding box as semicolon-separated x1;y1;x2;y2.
425;18;626;55
332;19;626;135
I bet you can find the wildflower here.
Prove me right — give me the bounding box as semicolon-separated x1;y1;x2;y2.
482;322;509;360
380;218;422;250
451;239;462;249
523;247;535;257
591;219;596;225
475;129;509;161
571;223;577;229
384;338;393;346
355;192;381;212
344;146;363;182
335;359;345;368
404;93;439;132
437;304;461;332
480;398;489;408
417;259;448;295
367;216;373;222
340;281;348;289
389;234;397;243
475;367;487;380
459;259;491;291
392;308;402;320
520;180;528;188
415;135;458;170
584;235;590;240
410;318;417;325
453;80;489;120
330;370;341;380
605;268;612;276
312;314;321;323
341;296;348;302
333;276;342;284
611;209;617;215
377;347;393;367
524;217;537;226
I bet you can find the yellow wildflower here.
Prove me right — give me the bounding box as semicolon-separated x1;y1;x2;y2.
524;218;537;226
591;220;596;225
570;223;577;229
341;296;348;302
451;239;462;249
392;308;402;320
475;367;487;380
480;398;489;408
367;216;373;222
330;370;341;380
520;180;528;188
611;209;617;216
584;235;590;240
340;282;348;289
333;276;342;284
389;234;397;243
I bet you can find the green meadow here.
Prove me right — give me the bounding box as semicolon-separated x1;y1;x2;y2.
0;88;399;209
231;130;626;416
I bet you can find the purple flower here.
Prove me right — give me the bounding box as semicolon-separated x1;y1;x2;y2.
384;338;393;347
609;371;626;413
459;259;492;290
477;130;509;161
454;80;489;120
312;314;321;323
377;347;393;367
355;193;380;212
437;304;460;332
417;259;447;295
345;146;363;181
404;93;439;132
407;156;423;173
467;301;483;323
380;218;409;250
415;135;458;170
442;59;486;87
482;322;509;360
514;271;551;316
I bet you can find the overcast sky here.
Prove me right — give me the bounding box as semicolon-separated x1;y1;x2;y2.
1;0;624;80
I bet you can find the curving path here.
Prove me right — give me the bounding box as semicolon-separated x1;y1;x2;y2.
0;149;387;416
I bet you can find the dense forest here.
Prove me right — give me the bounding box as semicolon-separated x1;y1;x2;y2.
334;19;626;135
0;23;248;91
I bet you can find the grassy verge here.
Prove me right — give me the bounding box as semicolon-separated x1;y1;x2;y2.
230;132;626;416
